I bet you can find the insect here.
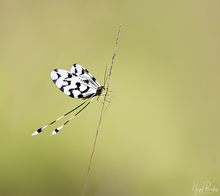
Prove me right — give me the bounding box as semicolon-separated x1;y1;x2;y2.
32;64;105;136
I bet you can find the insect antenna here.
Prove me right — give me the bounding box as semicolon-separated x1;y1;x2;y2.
50;97;95;136
32;98;91;136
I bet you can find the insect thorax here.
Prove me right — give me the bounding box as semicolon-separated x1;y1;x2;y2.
95;85;105;96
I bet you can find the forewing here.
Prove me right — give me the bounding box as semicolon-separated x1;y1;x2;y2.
70;64;101;89
50;69;97;98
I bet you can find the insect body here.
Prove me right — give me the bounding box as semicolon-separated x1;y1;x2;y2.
32;64;105;136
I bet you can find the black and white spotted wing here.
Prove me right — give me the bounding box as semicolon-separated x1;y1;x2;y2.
51;64;103;99
32;64;105;136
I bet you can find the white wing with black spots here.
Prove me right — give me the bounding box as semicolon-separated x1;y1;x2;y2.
70;64;101;89
50;64;99;99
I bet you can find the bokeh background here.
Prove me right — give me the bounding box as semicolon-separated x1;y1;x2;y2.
0;0;219;196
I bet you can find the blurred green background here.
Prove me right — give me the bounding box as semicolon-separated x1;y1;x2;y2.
0;0;219;196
